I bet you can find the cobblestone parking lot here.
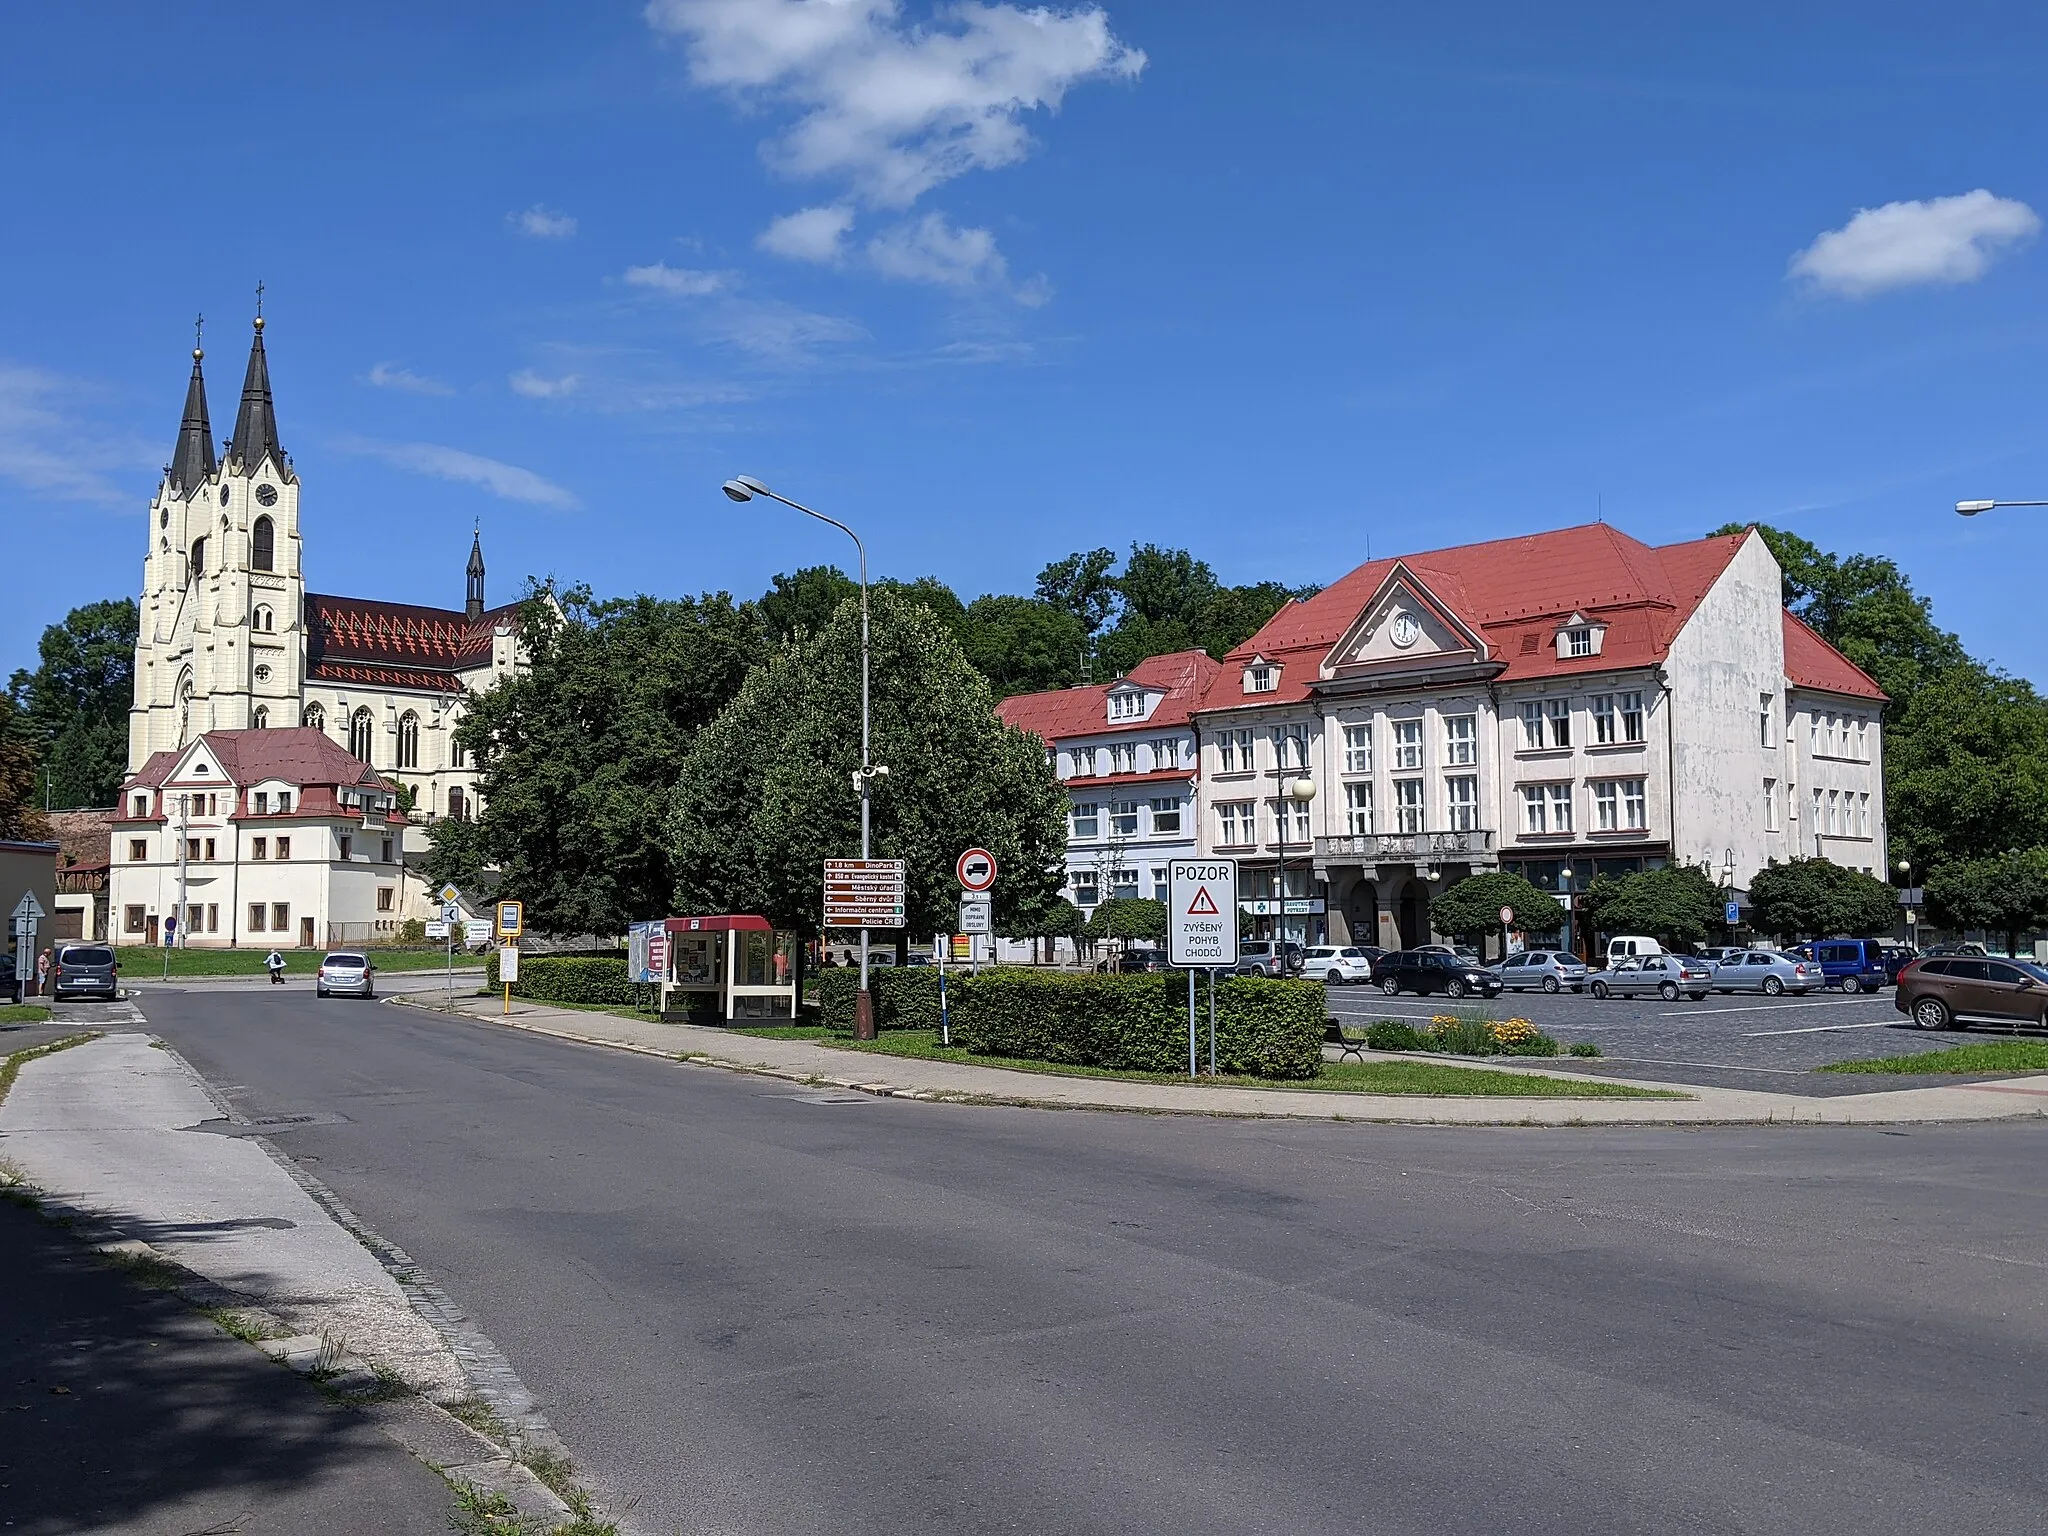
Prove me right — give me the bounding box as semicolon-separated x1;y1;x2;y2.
1325;982;2031;1094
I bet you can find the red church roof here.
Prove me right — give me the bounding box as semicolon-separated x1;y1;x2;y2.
305;593;519;691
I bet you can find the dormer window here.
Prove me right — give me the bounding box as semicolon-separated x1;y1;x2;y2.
1246;663;1279;694
1555;617;1605;660
1108;689;1143;721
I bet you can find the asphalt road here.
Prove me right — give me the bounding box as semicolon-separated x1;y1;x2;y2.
1326;980;1991;1092
113;985;2048;1535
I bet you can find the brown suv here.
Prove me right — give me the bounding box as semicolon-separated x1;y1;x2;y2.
1894;955;2048;1031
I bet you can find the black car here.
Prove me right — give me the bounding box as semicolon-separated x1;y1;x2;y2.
51;943;119;1001
0;952;18;1004
1372;950;1504;1000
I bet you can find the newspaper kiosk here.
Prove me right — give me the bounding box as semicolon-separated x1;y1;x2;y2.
642;915;798;1023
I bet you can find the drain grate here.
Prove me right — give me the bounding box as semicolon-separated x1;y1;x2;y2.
781;1091;873;1105
186;1111;348;1137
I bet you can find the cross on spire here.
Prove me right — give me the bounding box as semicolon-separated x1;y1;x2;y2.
254;280;264;320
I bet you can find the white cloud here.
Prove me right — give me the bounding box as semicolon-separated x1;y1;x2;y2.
343;438;582;510
1790;190;2040;298
366;361;454;396
513;204;578;239
701;299;868;360
509;369;583;399
758;203;856;262
866;210;1005;287
645;0;1145;208
0;362;154;506
623;262;729;296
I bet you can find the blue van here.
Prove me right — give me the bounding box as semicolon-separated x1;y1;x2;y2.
1796;938;1891;993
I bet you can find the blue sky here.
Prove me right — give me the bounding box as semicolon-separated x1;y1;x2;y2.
5;1;2047;683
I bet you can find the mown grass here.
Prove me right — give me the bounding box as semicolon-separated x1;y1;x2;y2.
752;1027;1680;1098
1821;1040;2048;1075
116;945;472;976
0;1004;53;1023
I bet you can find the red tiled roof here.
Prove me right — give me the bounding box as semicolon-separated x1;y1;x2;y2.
305;593;519;682
1201;524;1753;709
304;660;467;694
997;650;1221;743
121;728;395;795
1060;768;1195;790
1783;612;1886;700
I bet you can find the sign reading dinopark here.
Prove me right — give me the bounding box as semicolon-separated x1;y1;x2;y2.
1167;858;1239;969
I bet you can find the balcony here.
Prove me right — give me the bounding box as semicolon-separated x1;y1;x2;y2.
1315;829;1497;865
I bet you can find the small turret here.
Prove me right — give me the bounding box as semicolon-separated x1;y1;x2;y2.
168;326;216;498
227;303;284;475
466;527;486;621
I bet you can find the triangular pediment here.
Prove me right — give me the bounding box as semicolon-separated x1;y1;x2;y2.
1321;564;1490;679
169;738;230;786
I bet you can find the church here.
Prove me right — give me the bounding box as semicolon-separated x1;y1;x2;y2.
110;311;523;947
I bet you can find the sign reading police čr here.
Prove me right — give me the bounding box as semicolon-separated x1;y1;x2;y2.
1168;858;1240;968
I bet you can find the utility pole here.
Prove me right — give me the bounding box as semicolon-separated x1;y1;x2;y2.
176;792;189;951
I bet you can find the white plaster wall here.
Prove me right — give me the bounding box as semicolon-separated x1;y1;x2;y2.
1496;672;1665;854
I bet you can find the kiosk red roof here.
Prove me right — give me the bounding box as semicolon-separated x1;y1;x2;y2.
663;915;774;933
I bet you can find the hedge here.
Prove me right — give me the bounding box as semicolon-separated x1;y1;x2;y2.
816;965;945;1032
951;969;1326;1079
486;953;644;1007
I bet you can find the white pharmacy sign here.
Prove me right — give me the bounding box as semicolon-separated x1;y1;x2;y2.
1167;858;1239;969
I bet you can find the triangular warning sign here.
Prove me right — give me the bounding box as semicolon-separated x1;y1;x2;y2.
1186;886;1220;916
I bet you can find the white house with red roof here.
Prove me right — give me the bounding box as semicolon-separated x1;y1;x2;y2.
997;651;1219;926
1193;523;1886;953
125;312;525;932
109;728;408;948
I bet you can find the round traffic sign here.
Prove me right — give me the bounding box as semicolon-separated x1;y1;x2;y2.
1499;905;1515;925
956;847;998;892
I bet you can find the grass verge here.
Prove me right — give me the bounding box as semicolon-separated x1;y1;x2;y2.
0;1004;53;1023
1820;1040;2048;1075
116;945;472;977
752;1028;1681;1098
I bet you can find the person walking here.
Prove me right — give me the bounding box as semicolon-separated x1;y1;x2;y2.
35;947;52;997
265;948;286;986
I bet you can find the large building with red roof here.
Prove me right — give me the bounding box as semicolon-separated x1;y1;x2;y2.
123;313;524;938
997;650;1219;923
1192;522;1885;952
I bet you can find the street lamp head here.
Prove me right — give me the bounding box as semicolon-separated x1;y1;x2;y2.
721;479;754;503
1897;858;1911;875
1288;776;1318;802
1956;500;1996;516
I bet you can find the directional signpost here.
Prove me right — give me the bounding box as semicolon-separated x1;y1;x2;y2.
823;859;906;929
11;893;43;991
1169;858;1239;1078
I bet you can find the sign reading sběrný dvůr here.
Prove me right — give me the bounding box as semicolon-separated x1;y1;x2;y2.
823;858;905;929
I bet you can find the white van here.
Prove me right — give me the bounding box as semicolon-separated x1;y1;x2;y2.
1605;935;1665;967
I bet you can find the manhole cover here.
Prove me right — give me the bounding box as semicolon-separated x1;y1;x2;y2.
186;1112;348;1137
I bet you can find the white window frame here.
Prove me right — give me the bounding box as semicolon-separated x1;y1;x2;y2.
1246;664;1277;694
1764;778;1779;832
1520;701;1545;751
1593;780;1619;831
1620;779;1646;830
1110;800;1140;837
1218;801;1256;847
1547;782;1574;834
1071;802;1100;839
1521;784;1549;835
1344;781;1373;835
1393;778;1424;834
1620;690;1644;744
1392;718;1422;771
1563;627;1594;658
1071;871;1099;907
1272;726;1308;771
1760;692;1776;748
1151;866;1171;902
1148;797;1182;835
1445;774;1478;832
1545;698;1571;749
1110;866;1140;898
1444;714;1476;767
1069;748;1097;778
1343;722;1372;775
1108;690;1141;721
1591;694;1616;745
1110;743;1135;775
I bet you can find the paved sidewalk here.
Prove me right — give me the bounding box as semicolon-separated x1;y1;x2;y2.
0;1196;453;1535
408;994;2048;1125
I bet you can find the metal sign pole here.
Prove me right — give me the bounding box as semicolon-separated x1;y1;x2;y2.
1188;966;1197;1079
938;934;950;1046
1208;967;1217;1077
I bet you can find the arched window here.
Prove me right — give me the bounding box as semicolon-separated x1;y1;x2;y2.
253;604;273;633
447;785;468;822
252;706;269;729
177;674;195;742
450;733;467;769
189;536;207;579
349;707;375;763
397;711;420;769
252;515;275;572
302;702;325;732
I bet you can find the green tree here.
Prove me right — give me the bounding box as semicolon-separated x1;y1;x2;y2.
0;694;51;842
1006;892;1087;963
1084;897;1167;943
959;595;1088;695
1034;548;1120;639
760;566;858;645
415;813;490;893
1924;849;2048;956
1428;872;1566;940
7;597;138;808
1746;857;1901;940
668;588;1068;942
1581;864;1724;949
1882;665;2048;871
456;585;763;937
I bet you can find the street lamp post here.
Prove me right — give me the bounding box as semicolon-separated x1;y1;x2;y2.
1560;864;1579;960
1956;500;2048;516
1898;857;1917;951
1269;764;1317;957
722;475;885;1039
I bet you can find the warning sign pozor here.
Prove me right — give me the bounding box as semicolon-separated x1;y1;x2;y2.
1168;858;1240;969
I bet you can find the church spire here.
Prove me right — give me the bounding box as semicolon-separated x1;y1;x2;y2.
466;525;486;620
227;291;284;474
167;318;216;498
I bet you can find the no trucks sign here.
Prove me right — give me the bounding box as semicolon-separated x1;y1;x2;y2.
1168;858;1239;969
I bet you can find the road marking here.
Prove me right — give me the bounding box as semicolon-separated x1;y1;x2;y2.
1659;998;1886;1017
1741;1021;1897;1037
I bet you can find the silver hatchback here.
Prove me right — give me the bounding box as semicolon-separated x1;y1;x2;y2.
1589;953;1714;1001
315;952;376;999
1708;950;1816;996
1494;950;1590;993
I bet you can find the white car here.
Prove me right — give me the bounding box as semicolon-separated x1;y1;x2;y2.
1300;946;1377;984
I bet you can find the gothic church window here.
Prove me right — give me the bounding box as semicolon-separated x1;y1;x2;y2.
349;708;376;764
252;516;275;572
253;706;269;729
302;702;325;732
253;605;273;632
398;711;420;769
190;536;207;578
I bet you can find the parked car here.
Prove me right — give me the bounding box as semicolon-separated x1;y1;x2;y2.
1695;946;1745;967
50;943;119;1001
1604;935;1665;967
1922;941;1988;958
1878;944;1919;984
1300;945;1378;984
315;951;376;999
1237;940;1303;978
1895;955;2048;1031
1493;950;1589;993
1373;950;1504;999
1708;950;1815;995
1789;937;1891;993
1589;953;1713;1001
0;952;19;1004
